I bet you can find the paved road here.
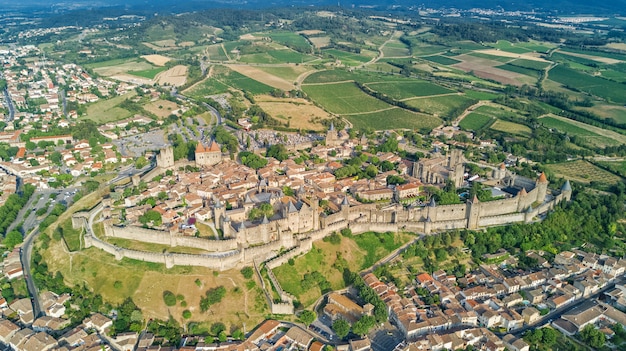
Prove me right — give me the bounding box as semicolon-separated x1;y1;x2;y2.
20;227;43;318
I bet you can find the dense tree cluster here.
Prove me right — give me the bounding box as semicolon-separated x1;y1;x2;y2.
0;184;34;236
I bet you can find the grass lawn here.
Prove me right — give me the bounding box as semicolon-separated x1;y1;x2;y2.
459;113;493;131
59;218;82;252
82;91;137;124
365;81;454;100
274;232;414;306
303;82;391;114
105;237;212;255
346;108;441;131
40;235;267;329
547;160;623;184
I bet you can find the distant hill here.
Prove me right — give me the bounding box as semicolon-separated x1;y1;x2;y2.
0;0;624;15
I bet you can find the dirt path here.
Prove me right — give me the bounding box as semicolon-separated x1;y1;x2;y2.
360;30;402;68
300;80;355;86
221;43;232;61
400;92;463;102
181;65;215;94
539;62;558;90
451;100;490;127
295;69;321;88
342;106;399;116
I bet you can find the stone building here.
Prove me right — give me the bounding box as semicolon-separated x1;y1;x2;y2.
195;140;222;167
412;149;465;186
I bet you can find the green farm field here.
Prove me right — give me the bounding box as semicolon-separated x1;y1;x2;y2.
303;82;391;114
547;160;622;184
490;120;531;136
459;113;492;131
404;94;476;120
539;115;625;147
365;81;454;100
129;67;167;79
206;44;229;61
219;70;274;95
422;55;461;65
548;65;626;104
265;31;312;52
325;49;373;66
346;108;441;131
381;40;411;57
183;78;230;99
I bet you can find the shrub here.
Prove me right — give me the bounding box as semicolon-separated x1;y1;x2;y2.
240;266;254;279
182;310;192;319
195;279;202;287
163;291;177;306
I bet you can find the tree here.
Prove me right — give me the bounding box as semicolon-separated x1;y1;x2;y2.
332;319;350;340
541;327;557;348
352;315;376;336
240;266;254;279
3;230;23;250
163;291;177;306
266;144;288;161
580;324;605;349
210;322;226;336
135;156;148;169
139;210;162;226
299;310;316;327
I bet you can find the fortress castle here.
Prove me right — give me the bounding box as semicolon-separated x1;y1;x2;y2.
195;140;222;167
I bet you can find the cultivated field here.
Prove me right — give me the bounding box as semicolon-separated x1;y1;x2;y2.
364;81;454;100
256;95;332;131
539;115;626;147
548;65;626;104
547;160;622;184
404;95;476;120
459;113;493;131
227;64;295;91
303;82;391;114
91;59;154;77
346;108;441;131
256;65;314;82
154;65;188;86
183;78;230;99
576;104;626;124
490;120;531;136
141;54;172;66
309;36;331;48
451;54;532;86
